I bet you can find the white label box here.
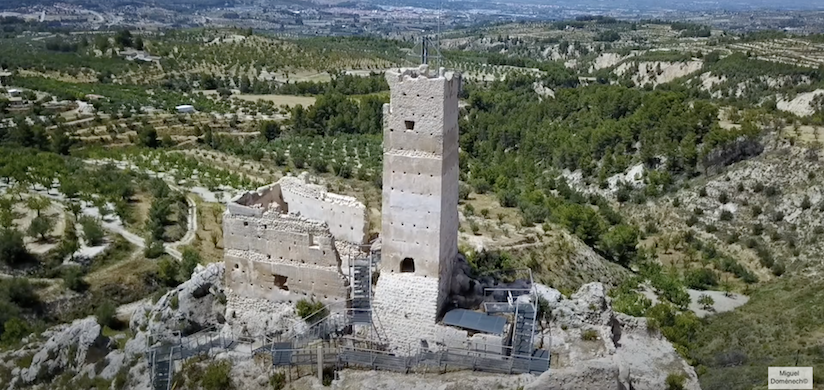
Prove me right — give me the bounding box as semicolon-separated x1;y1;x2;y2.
768;367;813;389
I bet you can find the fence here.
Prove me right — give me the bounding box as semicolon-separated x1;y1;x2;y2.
263;338;550;375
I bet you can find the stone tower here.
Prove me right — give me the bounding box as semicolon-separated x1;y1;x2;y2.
373;65;466;352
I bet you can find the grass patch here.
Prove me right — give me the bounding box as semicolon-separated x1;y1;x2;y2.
15;352;34;368
191;196;225;264
89;236;134;272
102;326;133;350
693;276;824;390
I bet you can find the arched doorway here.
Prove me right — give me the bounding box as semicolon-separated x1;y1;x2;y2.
400;257;415;273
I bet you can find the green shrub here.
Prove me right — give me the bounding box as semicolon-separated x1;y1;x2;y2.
4;278;40;308
322;367;335;386
581;329;599;341
611;289;652;317
665;373;686;390
751;223;764;236
156;257;182;287
686;215;699;227
80;216;106;246
599;224;640;266
180;248;201;281
647;304;700;358
718;192;729;204
296;299;327;324
14;352;34;368
201;360;233;390
63;267;89;292
95;300;119;329
1;318;32;346
771;261;786;276
458;182;471;201
753;182;764;193
719;210;733;221
144;240;165;259
751;205;762;217
270;372;286;390
170;294;179;310
697;294;715;310
801;195;812;210
0;229;30;266
685;268;719;290
650;273;691;309
27;215;53;242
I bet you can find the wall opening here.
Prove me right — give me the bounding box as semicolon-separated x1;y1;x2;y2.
309;233;318;247
404;120;415;131
273;274;289;291
400;257;415;273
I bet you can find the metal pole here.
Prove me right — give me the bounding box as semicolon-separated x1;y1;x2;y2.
317;345;323;382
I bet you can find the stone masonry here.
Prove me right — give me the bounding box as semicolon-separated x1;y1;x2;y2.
224;174;368;303
374;65;464;352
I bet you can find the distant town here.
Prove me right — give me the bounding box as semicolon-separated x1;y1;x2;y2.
2;0;824;36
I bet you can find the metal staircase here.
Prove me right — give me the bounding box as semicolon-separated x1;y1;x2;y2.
149;345;176;390
147;327;227;389
512;304;536;357
350;258;372;324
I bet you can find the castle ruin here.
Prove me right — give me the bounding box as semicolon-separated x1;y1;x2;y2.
223;174;367;303
223;65;542;359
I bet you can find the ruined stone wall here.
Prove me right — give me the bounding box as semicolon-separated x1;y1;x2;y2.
279;175;367;245
223;205;347;302
372;272;468;354
223;173;372;303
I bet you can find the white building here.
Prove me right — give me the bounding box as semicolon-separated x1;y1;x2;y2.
175;104;195;114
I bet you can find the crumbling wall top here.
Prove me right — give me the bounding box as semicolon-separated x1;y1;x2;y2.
228;173;368;244
386;64;459;84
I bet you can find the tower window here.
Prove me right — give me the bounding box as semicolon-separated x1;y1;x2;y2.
400;257;415;273
405;120;415;131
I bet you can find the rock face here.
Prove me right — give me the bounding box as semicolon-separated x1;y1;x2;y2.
18;317;109;384
533;282;701;390
0;264;699;390
132;262;226;343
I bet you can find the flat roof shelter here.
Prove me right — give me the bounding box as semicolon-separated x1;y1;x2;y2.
443;309;507;335
175;104;195;113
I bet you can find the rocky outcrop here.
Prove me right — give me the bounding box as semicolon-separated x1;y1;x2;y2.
533;282;701;390
131;262;226;343
19;317;108;384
